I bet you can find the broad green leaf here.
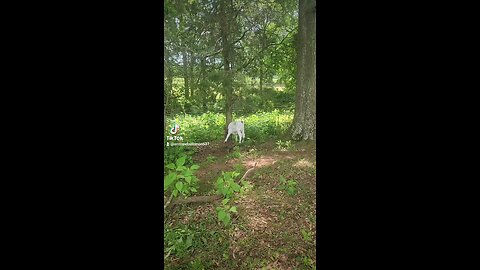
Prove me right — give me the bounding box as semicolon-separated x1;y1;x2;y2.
218;210;227;221
176;156;186;167
176;181;184;192
190;187;197;192
229;206;237;213
223;214;231;225
166;163;175;170
190;164;200;170
176;165;187;171
164;173;176;191
185;176;192;184
222;198;230;205
172;189;178;197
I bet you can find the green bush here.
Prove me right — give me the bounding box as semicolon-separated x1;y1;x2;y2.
164;156;200;198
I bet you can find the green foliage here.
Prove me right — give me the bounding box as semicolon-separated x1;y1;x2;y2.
164;156;200;198
233;163;244;173
301;229;312;242
300;255;316;269
206;155;217;163
216;171;241;199
214;171;248;226
164;143;195;167
240;179;254;194
276;140;293;151
278;176;298;195
215;198;237;226
170;110;293;143
164;225;195;258
227;146;242;159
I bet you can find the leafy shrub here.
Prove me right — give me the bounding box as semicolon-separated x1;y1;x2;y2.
216;171;241;199
215;198;237;226
214;171;245;226
278;176;297;195
164;156;200;198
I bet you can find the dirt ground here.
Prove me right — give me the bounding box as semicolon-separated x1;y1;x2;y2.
165;140;316;270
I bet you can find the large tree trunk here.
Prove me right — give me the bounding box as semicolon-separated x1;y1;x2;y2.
291;0;316;141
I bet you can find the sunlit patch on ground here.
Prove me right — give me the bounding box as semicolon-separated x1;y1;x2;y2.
293;158;315;168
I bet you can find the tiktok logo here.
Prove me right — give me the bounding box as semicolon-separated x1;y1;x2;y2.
170;123;180;135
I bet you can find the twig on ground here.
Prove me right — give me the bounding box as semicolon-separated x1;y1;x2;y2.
238;162;258;183
164;192;174;210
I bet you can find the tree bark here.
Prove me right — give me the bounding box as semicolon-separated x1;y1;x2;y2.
164;48;173;131
200;57;208;110
183;52;190;98
291;0;316;141
190;55;195;97
219;0;234;137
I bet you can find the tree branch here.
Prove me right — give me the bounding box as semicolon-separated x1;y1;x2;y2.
230;26;253;46
237;28;296;72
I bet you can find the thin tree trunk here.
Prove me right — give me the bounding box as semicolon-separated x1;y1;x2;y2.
219;0;234;137
164;48;173;130
200;57;207;110
190;55;195;98
183;52;189;99
259;63;263;92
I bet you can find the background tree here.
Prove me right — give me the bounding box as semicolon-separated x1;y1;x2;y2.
164;0;302;133
290;0;316;140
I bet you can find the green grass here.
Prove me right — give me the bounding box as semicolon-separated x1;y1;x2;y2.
166;110;293;143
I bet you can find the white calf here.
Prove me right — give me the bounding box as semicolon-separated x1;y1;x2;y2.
224;121;245;143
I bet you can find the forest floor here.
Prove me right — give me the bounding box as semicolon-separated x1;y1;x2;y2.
165;140;316;270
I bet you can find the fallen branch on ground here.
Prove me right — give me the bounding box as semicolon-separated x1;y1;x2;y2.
165;195;223;207
165;162;258;208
